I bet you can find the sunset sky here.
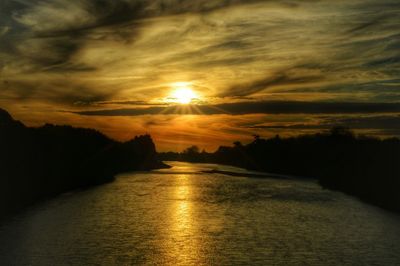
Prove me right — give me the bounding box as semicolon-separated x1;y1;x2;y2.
1;0;399;151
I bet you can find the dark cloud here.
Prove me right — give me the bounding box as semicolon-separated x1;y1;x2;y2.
248;115;400;136
324;115;400;130
1;0;286;73
0;0;338;73
219;71;323;97
346;15;388;35
27;1;146;38
1;0;400;146
251;115;400;129
276;79;400;102
5;0;277;36
94;100;167;106
366;55;400;67
75;101;400;116
0;79;113;105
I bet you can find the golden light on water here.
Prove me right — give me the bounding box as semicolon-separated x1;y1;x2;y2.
175;179;191;231
162;173;204;265
173;174;193;237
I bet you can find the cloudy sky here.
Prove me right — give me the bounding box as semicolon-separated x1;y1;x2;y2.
0;0;399;151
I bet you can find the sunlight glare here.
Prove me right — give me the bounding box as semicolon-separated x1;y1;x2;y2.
169;83;198;104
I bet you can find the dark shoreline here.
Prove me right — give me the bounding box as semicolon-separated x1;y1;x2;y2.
159;129;400;213
201;169;294;179
0;108;168;220
162;160;400;214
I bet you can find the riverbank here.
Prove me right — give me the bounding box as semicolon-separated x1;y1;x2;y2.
0;108;168;219
159;128;400;213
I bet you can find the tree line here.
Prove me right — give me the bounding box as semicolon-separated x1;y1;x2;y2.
0;108;167;218
159;127;400;212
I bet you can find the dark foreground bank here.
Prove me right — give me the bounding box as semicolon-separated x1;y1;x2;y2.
0;108;168;218
159;128;400;212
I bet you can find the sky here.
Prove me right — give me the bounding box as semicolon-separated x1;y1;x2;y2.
0;0;399;151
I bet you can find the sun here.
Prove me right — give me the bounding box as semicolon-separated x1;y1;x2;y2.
169;83;198;104
172;88;196;104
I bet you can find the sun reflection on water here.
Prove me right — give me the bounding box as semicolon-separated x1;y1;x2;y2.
163;174;204;265
175;180;191;232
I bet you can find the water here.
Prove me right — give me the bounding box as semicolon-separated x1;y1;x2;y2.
0;161;400;265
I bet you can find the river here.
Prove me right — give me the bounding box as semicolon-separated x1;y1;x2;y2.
0;161;399;265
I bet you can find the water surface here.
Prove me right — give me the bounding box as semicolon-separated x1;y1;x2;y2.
1;162;399;265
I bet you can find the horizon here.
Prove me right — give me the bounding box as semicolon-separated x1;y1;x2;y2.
3;106;399;153
1;1;400;264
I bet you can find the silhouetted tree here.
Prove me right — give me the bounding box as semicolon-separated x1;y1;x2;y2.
0;108;167;219
160;127;400;213
183;145;200;155
233;141;243;147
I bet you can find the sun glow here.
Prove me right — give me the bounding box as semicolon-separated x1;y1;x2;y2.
169;83;198;104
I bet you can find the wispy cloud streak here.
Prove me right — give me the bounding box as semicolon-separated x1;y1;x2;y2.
1;0;400;148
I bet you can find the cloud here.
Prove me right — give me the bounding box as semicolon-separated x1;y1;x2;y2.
219;70;323;97
1;0;306;77
0;78;114;105
94;100;166;106
1;0;400;147
75;101;400;116
248;114;400;136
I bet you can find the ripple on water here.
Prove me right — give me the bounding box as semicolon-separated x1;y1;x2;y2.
0;162;400;265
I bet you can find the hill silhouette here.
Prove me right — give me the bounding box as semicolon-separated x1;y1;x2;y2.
159;128;400;212
0;108;167;218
